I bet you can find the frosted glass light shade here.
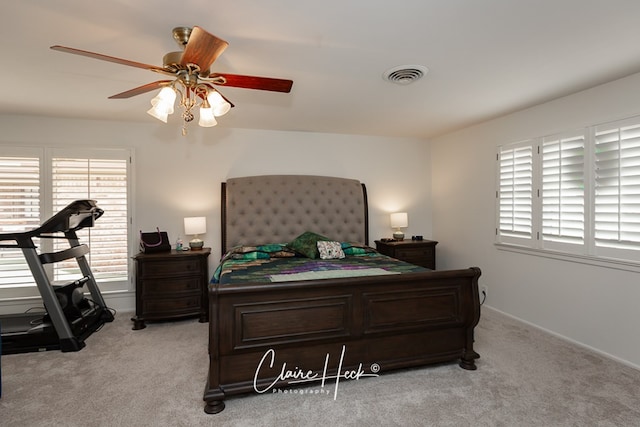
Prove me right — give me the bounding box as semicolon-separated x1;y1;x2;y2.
147;105;169;123
198;106;217;127
207;91;231;117
152;87;176;114
147;87;176;122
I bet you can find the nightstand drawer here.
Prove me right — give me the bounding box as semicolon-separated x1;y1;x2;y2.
139;258;202;278
142;277;202;296
142;296;202;315
395;247;434;260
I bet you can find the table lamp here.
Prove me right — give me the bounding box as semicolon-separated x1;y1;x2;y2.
390;212;408;240
184;216;206;250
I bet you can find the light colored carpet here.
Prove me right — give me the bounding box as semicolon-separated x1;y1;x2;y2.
1;307;639;426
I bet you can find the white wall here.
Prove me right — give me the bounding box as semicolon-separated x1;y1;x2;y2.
431;72;640;369
0;116;431;312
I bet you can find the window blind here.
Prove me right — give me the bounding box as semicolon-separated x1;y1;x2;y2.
541;133;585;246
594;122;640;251
0;156;41;288
0;148;131;299
498;143;533;240
52;157;129;283
497;115;640;266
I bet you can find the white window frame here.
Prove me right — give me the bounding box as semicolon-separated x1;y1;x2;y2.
496;116;640;271
0;146;133;300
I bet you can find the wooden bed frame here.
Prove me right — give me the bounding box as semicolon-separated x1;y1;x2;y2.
203;175;481;414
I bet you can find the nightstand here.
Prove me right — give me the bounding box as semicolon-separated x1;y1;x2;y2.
131;248;211;330
374;239;438;269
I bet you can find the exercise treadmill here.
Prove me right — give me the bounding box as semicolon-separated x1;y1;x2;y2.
0;200;115;354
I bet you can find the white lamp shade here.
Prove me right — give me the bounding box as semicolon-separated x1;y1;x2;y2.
390;212;408;228
198;106;217;127
152;87;176;114
147;105;169;123
147;87;177;122
207;91;231;117
184;216;207;235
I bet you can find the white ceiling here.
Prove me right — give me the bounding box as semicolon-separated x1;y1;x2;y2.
4;1;640;139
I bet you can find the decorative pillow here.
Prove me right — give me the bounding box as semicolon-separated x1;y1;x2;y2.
255;243;287;253
341;242;374;256
229;244;296;260
287;231;330;259
317;241;345;260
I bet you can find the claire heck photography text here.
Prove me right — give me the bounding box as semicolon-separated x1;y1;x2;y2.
253;345;380;399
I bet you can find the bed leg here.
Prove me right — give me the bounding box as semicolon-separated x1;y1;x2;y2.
204;400;225;414
459;349;480;370
203;378;226;414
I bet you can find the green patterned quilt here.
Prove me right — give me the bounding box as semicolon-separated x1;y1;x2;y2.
212;243;428;285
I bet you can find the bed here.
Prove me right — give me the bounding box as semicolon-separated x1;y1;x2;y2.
203;175;481;414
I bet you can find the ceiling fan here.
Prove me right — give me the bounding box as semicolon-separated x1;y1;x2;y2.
50;26;293;134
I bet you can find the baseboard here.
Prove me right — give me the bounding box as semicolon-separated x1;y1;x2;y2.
0;291;135;316
100;291;136;313
483;305;640;372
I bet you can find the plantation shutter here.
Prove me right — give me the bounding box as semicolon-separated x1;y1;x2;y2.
0;154;41;289
541;132;585;247
498;142;533;242
594;120;640;252
51;156;129;283
497;115;640;265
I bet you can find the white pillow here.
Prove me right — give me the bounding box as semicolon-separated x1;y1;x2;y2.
317;241;345;260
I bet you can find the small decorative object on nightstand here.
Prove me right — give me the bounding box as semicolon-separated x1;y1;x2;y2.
131;248;211;330
375;238;438;270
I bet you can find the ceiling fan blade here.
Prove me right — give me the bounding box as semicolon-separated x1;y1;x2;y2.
50;45;169;74
108;80;173;99
212;73;293;93
180;26;229;74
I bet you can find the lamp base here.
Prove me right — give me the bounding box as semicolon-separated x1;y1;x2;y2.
393;231;405;241
189;239;204;250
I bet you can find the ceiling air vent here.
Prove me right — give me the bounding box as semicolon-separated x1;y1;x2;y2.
383;65;428;85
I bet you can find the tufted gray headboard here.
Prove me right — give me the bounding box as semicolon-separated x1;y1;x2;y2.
221;175;368;253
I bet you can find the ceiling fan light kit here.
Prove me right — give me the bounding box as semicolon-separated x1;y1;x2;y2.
146;70;232;135
50;26;293;136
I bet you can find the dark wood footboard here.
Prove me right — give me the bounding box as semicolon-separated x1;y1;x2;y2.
203;267;481;414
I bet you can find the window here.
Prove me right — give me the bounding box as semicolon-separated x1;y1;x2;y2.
496;116;640;266
0;147;132;299
541;131;586;253
594;118;640;257
0;148;42;292
497;140;534;245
